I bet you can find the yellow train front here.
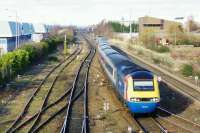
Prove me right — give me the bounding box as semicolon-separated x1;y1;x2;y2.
124;72;160;113
97;39;160;113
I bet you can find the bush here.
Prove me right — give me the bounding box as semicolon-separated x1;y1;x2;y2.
181;64;193;77
0;35;64;87
147;45;170;53
21;44;37;62
48;56;59;62
176;39;193;45
152;58;161;64
43;35;64;52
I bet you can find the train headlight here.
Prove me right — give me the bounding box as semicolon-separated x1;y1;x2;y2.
130;98;140;102
151;98;160;102
157;76;162;82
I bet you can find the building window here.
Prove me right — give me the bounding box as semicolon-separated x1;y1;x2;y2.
0;39;6;44
143;24;162;27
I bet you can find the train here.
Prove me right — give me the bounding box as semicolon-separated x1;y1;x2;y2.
96;37;160;113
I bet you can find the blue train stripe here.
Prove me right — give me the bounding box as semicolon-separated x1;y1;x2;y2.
126;101;159;113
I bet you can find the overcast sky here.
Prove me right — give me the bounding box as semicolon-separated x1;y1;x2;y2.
0;0;199;26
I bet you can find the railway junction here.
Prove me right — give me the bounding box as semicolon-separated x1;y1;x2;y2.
0;32;200;133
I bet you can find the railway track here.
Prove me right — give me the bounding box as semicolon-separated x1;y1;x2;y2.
6;45;82;133
133;106;200;133
133;115;168;133
111;45;200;102
60;35;95;133
156;107;200;133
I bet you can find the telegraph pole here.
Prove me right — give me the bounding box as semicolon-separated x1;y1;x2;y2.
129;9;132;38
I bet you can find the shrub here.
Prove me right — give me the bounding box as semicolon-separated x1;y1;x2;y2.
21;44;37;62
181;64;193;77
147;45;170;53
152;58;161;64
137;50;143;55
48;56;59;62
0;35;64;87
176;39;193;45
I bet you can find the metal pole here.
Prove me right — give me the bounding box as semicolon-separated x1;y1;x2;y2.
15;12;18;49
130;21;132;38
175;32;176;45
129;10;132;38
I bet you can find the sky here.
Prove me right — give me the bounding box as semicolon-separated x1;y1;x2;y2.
0;0;200;26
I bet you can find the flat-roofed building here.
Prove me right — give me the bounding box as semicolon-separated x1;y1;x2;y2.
32;23;49;42
20;22;34;44
0;21;19;54
139;16;182;35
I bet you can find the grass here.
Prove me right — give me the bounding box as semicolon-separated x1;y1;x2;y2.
0;50;64;132
110;38;176;69
147;45;170;53
152;58;161;64
181;64;193;77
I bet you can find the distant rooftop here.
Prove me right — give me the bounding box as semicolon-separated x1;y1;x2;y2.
32;23;47;33
0;21;53;38
140;16;182;24
0;21;19;37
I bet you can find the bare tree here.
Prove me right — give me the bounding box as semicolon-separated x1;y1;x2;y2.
95;20;113;38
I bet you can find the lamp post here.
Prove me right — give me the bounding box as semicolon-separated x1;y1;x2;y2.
174;17;184;45
121;17;124;33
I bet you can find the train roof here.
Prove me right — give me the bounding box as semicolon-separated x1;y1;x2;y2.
99;44;111;49
99;42;108;46
99;45;150;76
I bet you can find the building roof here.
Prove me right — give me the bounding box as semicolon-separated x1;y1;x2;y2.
0;21;19;37
21;23;34;35
32;23;47;33
139;16;182;25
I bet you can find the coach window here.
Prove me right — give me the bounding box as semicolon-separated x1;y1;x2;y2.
113;71;116;80
106;63;113;75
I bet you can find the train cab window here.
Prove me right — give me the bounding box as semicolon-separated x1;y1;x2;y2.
133;80;154;91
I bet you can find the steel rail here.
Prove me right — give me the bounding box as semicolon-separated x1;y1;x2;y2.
60;35;95;133
27;47;82;133
6;46;80;133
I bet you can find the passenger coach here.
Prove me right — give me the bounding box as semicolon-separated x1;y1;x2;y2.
97;39;160;113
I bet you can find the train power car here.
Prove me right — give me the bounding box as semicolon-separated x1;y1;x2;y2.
97;40;160;113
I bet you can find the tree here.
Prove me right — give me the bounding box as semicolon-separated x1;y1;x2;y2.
108;21;139;33
139;29;157;46
166;23;185;44
186;16;199;32
95;20;113;37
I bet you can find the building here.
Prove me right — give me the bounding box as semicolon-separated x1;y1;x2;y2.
139;16;182;36
32;23;49;42
20;22;34;44
0;21;19;55
0;21;54;54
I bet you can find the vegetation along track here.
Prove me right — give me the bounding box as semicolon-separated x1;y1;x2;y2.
112;45;200;102
132;107;200;133
6;45;82;133
155;107;200;133
60;35;95;133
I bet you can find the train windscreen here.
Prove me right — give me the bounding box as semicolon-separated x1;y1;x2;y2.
133;80;154;91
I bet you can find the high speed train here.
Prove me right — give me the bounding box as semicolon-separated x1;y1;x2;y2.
97;38;160;113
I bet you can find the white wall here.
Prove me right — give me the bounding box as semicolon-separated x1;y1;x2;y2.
115;33;139;40
0;38;8;55
32;33;44;42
